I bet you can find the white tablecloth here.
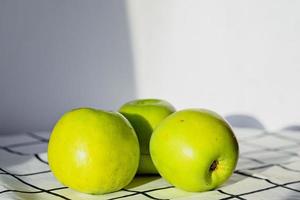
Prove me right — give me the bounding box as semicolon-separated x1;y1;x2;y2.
0;128;300;200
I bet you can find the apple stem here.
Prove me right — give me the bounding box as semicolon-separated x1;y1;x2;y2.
210;160;218;171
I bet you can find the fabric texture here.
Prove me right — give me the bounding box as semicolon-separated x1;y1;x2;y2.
0;128;300;199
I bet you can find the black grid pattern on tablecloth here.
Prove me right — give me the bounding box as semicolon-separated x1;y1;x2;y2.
0;130;300;200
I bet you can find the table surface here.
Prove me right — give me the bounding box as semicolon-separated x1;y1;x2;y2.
0;128;300;200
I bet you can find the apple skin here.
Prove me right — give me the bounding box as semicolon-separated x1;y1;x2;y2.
150;109;239;192
48;108;140;194
119;99;175;174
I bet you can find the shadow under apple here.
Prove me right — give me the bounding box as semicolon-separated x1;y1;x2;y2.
125;175;161;189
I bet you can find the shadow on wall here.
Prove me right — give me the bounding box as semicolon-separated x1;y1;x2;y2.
225;114;265;130
0;1;135;134
281;125;300;131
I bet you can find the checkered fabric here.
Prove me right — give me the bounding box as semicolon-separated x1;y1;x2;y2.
0;128;300;200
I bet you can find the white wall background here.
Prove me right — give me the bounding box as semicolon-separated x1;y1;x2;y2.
0;0;136;134
127;0;300;130
1;1;300;133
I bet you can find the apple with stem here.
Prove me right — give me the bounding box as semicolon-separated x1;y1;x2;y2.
150;109;239;192
48;108;140;194
119;99;175;174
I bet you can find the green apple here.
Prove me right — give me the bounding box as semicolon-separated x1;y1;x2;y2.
150;109;239;192
119;99;175;174
48;108;140;194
